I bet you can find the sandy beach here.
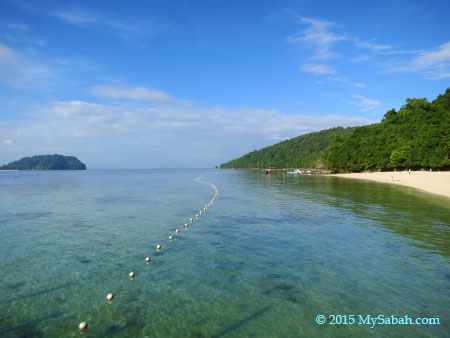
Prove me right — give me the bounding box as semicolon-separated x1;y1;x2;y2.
331;171;450;199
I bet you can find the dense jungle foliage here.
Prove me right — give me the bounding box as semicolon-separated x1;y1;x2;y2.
220;88;450;172
326;88;450;172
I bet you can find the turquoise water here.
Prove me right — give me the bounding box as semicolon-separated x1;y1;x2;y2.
0;169;449;337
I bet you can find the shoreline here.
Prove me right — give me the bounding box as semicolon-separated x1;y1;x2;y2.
329;171;450;199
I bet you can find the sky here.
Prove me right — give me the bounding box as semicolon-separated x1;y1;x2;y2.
0;0;449;169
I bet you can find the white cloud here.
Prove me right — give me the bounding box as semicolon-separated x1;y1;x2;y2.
300;63;336;74
286;15;449;82
353;82;366;88
4;22;29;31
288;17;346;60
348;95;380;111
351;40;450;79
0;89;374;167
3;139;13;145
407;41;450;79
0;43;52;88
90;85;191;105
381;41;450;79
44;100;370;139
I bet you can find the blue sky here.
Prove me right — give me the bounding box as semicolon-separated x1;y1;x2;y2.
0;0;449;168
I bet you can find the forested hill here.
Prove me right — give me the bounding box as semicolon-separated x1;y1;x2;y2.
326;88;450;172
0;155;87;170
219;127;355;169
219;88;450;172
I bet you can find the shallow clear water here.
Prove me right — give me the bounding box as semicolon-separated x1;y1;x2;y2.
0;169;449;337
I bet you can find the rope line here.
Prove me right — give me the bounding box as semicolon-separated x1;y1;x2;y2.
75;175;219;334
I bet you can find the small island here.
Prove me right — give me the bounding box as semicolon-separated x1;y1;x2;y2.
0;154;87;170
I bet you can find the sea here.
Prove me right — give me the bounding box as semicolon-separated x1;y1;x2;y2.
0;169;449;337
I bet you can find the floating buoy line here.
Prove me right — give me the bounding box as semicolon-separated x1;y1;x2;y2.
75;175;219;334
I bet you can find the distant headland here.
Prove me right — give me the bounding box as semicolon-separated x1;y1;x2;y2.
219;88;450;172
0;154;87;170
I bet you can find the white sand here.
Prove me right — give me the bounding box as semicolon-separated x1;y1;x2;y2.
331;171;450;199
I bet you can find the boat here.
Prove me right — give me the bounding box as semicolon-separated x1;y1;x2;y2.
287;168;304;174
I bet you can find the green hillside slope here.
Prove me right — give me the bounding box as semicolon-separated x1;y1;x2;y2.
219;127;354;169
219;88;450;172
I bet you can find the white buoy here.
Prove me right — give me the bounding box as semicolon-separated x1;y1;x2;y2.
157;244;161;250
129;271;135;278
107;293;114;301
145;256;151;263
196;214;199;218
185;223;188;227
190;218;193;222
79;322;88;331
169;236;173;241
176;229;179;234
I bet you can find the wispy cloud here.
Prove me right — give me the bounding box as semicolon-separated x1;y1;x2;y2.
383;41;450;79
3;22;30;31
52;8;101;26
351;55;372;63
90;85;192;105
287;14;450;82
328;76;348;82
288;17;345;77
348;95;380;111
288;17;346;60
352;37;450;79
300;63;336;74
0;43;52;88
52;8;167;41
354;39;391;52
1;21;47;48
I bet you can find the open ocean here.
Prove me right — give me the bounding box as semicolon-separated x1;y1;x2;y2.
0;169;449;337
